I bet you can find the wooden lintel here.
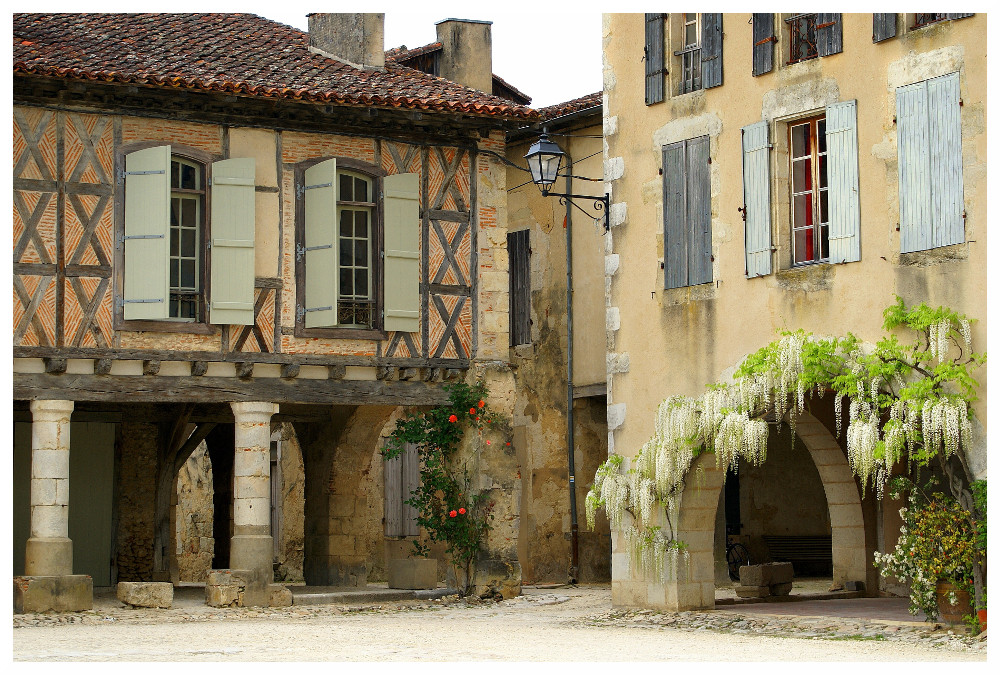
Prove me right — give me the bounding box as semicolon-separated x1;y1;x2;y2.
572;383;608;399
14;373;453;406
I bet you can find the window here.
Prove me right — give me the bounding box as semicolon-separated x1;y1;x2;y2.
337;171;375;327
169;157;204;320
677;14;701;94
786;14;818;64
384;441;420;537
897;72;964;253
121;145;255;327
297;158;420;335
508;229;530;346
663;135;712;288
913;14;947;29
670;13;723;95
789;117;829;265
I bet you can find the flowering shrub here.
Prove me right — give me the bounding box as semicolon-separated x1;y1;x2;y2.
383;380;507;594
587;299;986;598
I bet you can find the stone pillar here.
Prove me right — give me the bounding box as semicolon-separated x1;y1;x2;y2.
229;401;278;606
15;400;93;613
26;400;74;576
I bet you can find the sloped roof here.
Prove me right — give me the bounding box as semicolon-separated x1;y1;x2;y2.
13;13;536;120
538;91;602;121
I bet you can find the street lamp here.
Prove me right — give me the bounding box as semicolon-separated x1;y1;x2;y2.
524;132;610;232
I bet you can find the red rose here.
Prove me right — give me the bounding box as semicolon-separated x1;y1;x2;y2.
478;400;485;408
449;510;458;518
458;508;466;515
448;414;457;423
470;407;476;414
486;440;491;445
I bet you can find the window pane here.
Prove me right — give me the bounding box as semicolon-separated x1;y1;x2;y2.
819;154;828;189
819;189;829;224
791;124;810;158
340;209;353;237
181;259;196;288
355;177;368;203
170;200;180;227
355;240;368;267
170;260;179;288
794;228;815;264
170;227;179;256
355;269;368;297
820;224;830;260
355;211;369;238
817;119;827;153
171;161;180;189
180;297;197;320
340;268;353;296
685;22;697;46
169;297;179;317
181;199;197;228
793;193;812;228
181;227;196;258
792;158;812;192
181;163;197;190
340;239;353;266
339;174;353;202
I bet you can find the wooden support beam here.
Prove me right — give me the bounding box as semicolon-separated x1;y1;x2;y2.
143;360;161;376
377;366;397;381
43;357;66;374
191;361;208;377
236;362;254;379
94;358;113;375
328;365;347;380
280;363;300;379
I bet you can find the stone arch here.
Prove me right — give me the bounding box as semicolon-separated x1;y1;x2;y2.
640;412;867;611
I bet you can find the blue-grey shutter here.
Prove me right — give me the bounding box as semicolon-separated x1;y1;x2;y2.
817;13;843;57
701;13;723;89
752;14;775;76
873;14;897;42
384;442;403;537
927;73;964;248
123;145;170;320
897;80;931;253
209;158;256;325
742;122;772;277
507;229;530;346
826;101;860;263
402;443;420;537
687;136;712;285
663;142;688;289
645;14;665;105
947;13;974;20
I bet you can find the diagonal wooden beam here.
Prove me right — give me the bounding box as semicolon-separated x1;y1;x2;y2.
431;294;467;359
66;114;110;185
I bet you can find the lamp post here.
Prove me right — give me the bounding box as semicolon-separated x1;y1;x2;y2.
523;132;610;583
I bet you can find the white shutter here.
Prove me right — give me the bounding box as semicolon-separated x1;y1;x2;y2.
383;173;420;333
303;159;338;328
741;122;772;277
927;72;964;248
123;145;170;319
897;81;932;253
209;158;256;325
826;100;861;263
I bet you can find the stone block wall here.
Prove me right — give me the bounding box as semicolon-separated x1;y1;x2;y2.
115;421;158;581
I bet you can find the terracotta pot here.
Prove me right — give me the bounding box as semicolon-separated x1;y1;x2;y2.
935;580;972;624
977;608;986;632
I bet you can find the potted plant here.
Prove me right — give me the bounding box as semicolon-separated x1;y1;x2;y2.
875;477;981;626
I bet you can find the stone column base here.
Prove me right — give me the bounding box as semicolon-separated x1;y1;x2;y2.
14;575;93;613
24;537;73;577
229;535;273;607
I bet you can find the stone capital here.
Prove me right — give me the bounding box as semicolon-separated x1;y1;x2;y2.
230;401;279;424
29;399;74;422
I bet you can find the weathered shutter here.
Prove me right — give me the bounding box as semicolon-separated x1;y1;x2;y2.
303;158;338;327
662;142;688;289
873;14;897;42
383;173;420;333
687;136;712;285
825;101;861;263
897;81;932;253
752;13;775;76
927;72;964;248
384;442;403;537
209;158;256;325
645;13;665;105
701;13;723;89
741;122;772;277
507;229;530;345
946;13;974;20
401;443;420;537
816;13;843;57
123;145;170;320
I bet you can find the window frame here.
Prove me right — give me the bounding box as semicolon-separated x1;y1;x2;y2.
293;156;387;340
169;156;206;321
785;13;819;65
788;115;830;266
114;142;216;335
674;13;702;95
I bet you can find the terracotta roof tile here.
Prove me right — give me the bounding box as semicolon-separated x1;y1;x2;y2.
13;13;537;120
538;91;602;121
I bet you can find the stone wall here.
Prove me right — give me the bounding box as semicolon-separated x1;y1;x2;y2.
174;442;214;582
276;424;306;582
115;420;158;581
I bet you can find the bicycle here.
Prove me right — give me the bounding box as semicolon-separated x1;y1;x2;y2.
725;536;751;582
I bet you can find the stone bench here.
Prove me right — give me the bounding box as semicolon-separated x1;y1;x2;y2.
735;562;794;598
117;581;173;608
205;570;292;608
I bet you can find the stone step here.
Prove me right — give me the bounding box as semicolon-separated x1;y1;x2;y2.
290;587;457;606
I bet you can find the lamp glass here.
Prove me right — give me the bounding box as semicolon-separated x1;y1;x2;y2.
524;134;565;187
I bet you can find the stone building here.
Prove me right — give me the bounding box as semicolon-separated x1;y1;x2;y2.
12;12;534;611
601;13;986;609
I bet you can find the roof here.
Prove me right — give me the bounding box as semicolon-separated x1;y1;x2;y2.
13;13;536;120
538;91;602;121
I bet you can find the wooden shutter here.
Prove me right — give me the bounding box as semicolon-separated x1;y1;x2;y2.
826;101;861;263
927;73;964;248
687;136;712;285
873;14;897;42
645;14;665;105
401;443;420;537
947;13;974;20
123;145;170;320
897;81;931;253
209;158;256;325
383;173;420;333
752;13;775;76
701;13;723;89
663;142;688;289
507;229;530;345
817;13;843;57
741;122;772;277
384;442;403;537
303;158;338;327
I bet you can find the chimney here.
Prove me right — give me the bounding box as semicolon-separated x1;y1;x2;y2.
307;13;385;70
435;19;493;93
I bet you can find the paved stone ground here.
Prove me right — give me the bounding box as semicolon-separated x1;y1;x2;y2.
12;584;986;661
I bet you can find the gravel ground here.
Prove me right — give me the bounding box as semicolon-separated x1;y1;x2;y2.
12;585;986;661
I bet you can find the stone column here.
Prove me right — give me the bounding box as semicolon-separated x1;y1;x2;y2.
25;400;75;576
16;400;93;613
229;401;278;606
